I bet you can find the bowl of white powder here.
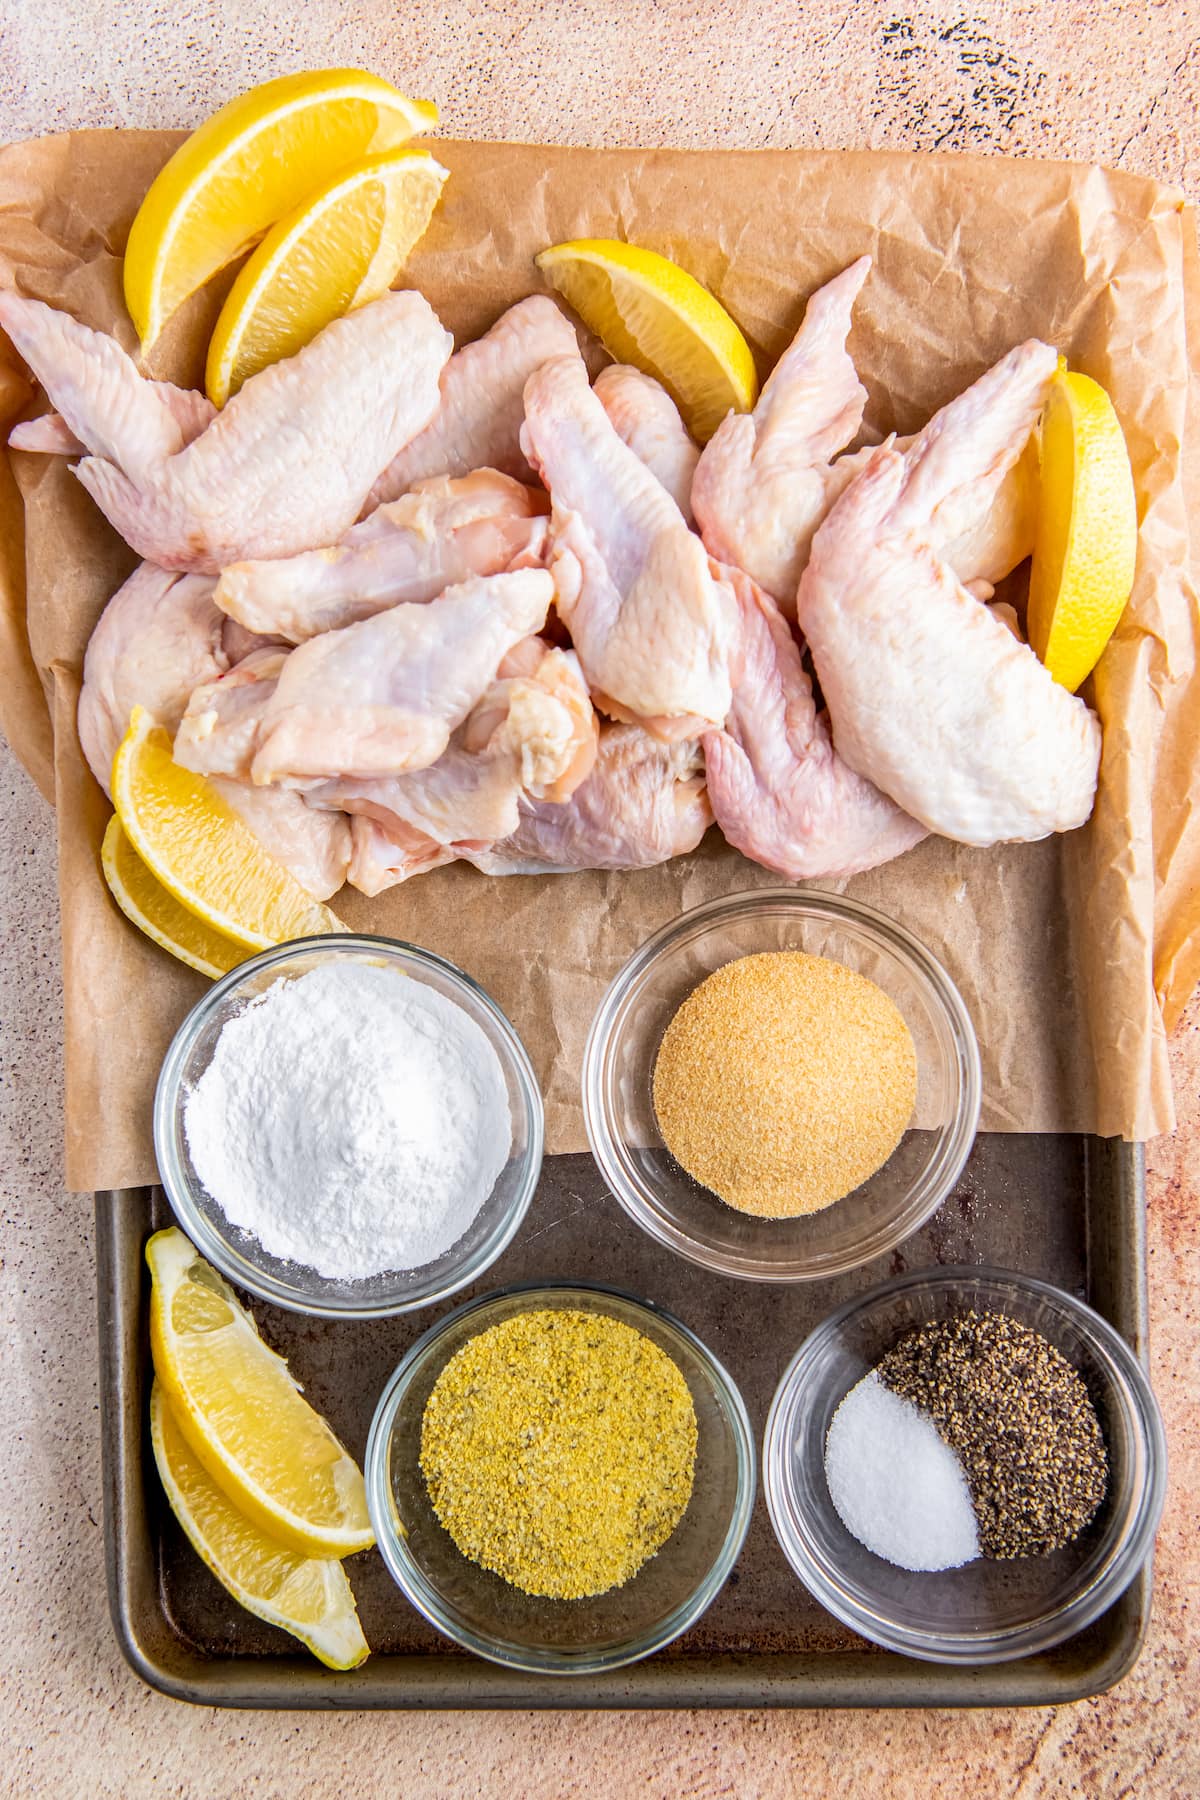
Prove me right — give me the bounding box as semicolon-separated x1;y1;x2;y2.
153;936;543;1317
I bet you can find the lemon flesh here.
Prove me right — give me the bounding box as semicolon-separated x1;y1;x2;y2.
536;238;758;442
1027;369;1138;693
206;147;448;404
101;813;248;980
124;69;437;348
112;708;344;952
151;1382;370;1669
147;1229;375;1559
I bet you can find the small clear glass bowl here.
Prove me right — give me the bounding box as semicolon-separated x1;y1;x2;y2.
763;1266;1167;1664
365;1282;755;1674
153;935;544;1319
581;888;981;1281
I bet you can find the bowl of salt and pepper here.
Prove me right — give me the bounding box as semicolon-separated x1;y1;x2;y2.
764;1268;1165;1665
153;894;1166;1671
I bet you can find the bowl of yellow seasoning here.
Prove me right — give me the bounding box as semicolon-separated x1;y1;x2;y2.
364;1283;755;1673
582;889;981;1281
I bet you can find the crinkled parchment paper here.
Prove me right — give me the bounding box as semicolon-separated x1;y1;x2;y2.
0;134;1197;1190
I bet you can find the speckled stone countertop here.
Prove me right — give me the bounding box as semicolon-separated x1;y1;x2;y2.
1;3;1197;1794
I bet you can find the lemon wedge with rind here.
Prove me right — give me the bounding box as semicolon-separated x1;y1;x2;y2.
535;238;758;442
205;147;449;405
124;69;438;348
112;709;343;952
148;1229;375;1560
1027;368;1138;694
101;814;247;980
151;1382;370;1670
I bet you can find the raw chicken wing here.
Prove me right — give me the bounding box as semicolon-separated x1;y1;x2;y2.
693;257;1041;610
825;432;1040;597
593;365;700;522
250;568;554;786
522;354;736;736
465;641;598;802
10;412;94;455
215;471;548;642
315;647;596;894
220;618;290;666
0;288;451;572
691;258;870;611
209;780;351;902
10;380;215;455
368;296;579;506
796;340;1101;846
703;568;926;879
469;723;712;875
77;561;227;794
174;648;287;779
347;815;455;892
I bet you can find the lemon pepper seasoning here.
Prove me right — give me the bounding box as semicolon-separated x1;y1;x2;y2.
419;1309;698;1599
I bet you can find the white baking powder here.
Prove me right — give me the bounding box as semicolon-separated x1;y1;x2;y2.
182;961;512;1280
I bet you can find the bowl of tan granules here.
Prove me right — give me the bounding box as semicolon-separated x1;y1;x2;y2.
582;889;981;1281
364;1283;754;1673
763;1266;1167;1664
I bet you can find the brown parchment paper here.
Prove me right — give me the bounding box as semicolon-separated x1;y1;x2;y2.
0;134;1197;1192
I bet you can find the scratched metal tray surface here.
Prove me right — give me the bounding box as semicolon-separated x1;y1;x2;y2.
97;1135;1150;1710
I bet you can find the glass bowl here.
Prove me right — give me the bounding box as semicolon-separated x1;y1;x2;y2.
153;935;543;1319
763;1266;1167;1664
365;1282;755;1674
581;888;981;1281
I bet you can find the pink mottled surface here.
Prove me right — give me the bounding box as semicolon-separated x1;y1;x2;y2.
0;1;1197;1793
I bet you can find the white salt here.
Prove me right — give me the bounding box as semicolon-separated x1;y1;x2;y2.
823;1370;980;1572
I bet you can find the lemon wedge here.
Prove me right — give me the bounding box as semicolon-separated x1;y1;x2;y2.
148;1229;375;1559
535;238;758;442
205;147;448;404
1027;368;1138;693
101;814;247;979
124;69;438;348
151;1382;370;1669
112;708;343;952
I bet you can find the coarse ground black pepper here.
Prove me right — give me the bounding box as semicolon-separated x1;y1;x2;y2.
876;1310;1108;1559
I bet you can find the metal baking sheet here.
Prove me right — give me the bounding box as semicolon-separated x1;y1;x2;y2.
97;1135;1149;1709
